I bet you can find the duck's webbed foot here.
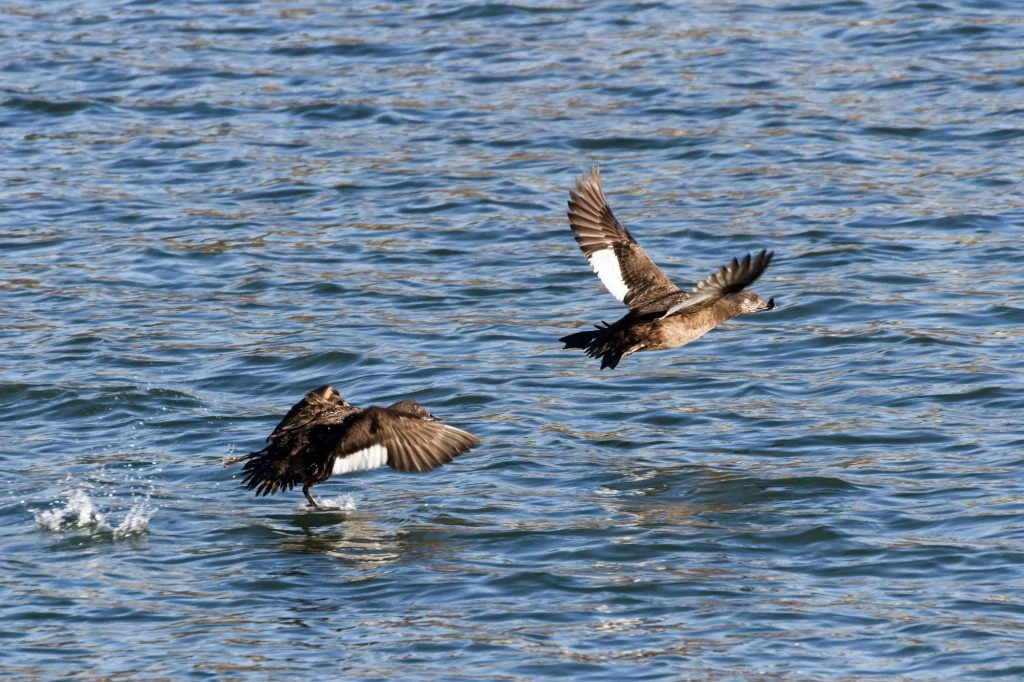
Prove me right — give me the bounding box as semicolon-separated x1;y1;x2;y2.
302;484;343;511
223;453;250;467
303;484;320;509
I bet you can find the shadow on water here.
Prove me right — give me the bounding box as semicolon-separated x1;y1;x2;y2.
246;505;459;572
594;462;858;523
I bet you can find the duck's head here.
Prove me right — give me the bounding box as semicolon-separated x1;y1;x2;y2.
389;400;438;421
732;291;776;315
306;384;345;404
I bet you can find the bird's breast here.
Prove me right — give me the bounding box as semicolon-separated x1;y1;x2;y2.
647;315;719;350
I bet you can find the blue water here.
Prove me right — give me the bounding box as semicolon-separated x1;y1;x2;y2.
3;1;1024;678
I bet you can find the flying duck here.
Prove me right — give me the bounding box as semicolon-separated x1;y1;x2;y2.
226;385;480;509
560;166;776;369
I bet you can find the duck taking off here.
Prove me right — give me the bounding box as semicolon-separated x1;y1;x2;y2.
226;385;480;509
559;166;776;369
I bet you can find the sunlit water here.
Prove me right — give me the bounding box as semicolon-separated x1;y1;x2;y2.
2;1;1023;679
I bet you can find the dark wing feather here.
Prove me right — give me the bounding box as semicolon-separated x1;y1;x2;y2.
336;407;481;474
568;166;680;311
660;250;774;318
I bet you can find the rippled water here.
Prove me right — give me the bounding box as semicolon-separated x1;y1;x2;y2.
3;0;1024;678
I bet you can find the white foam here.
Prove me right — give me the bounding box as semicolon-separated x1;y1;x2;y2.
589;249;629;302
35;489;101;531
333;443;388;475
296;494;357;512
114;500;154;538
34;489;154;539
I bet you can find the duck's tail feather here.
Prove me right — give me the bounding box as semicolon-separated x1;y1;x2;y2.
227;448;297;497
559;322;627;370
559;327;601;351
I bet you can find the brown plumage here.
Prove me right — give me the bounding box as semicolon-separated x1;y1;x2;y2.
225;385;480;509
560;166;776;369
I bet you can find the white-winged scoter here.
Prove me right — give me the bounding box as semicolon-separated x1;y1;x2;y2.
226;385;480;509
560;166;776;369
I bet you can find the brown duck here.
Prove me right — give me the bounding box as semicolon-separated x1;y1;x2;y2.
226;385;480;509
560;166;776;369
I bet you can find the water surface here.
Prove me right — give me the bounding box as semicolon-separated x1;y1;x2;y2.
2;1;1024;678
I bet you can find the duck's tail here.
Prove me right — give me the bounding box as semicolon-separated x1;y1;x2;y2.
225;448;297;497
559;321;627;370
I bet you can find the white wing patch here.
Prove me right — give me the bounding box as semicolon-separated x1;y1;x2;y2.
333;443;388;475
588;249;629;302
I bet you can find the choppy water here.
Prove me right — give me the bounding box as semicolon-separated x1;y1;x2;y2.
3;1;1024;679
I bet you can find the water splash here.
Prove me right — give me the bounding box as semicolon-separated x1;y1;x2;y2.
34;489;154;539
297;494;357;512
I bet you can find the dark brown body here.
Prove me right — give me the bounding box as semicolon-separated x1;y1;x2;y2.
611;298;750;351
562;293;770;369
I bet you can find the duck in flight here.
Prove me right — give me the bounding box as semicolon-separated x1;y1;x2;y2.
560;166;776;369
226;385;480;509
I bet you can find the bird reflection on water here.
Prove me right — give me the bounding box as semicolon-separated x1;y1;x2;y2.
270;508;406;569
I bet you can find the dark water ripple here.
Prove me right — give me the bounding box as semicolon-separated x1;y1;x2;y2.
2;0;1024;679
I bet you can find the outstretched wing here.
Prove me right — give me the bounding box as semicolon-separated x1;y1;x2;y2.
660;250;774;319
567;166;680;311
333;407;481;475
